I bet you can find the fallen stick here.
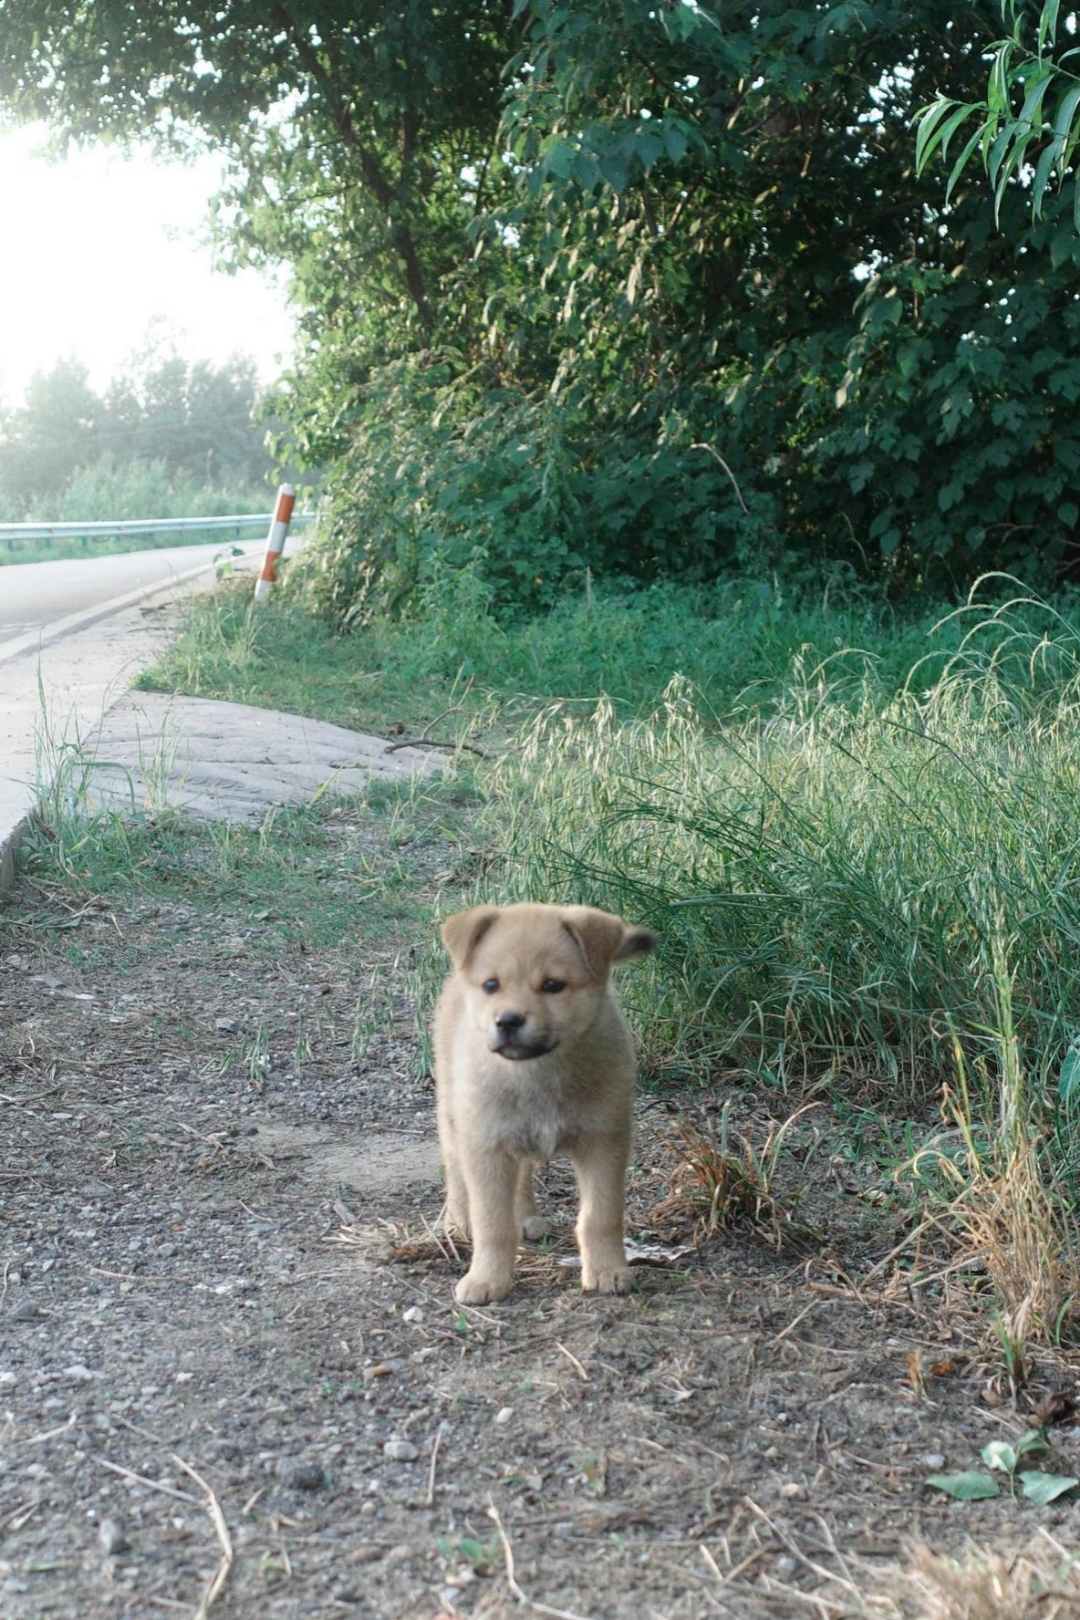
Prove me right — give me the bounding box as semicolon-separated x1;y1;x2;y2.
171;1454;234;1620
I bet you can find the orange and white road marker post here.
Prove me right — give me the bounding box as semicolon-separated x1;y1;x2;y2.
253;483;296;603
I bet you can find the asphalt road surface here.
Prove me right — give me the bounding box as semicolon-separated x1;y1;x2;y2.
0;540;264;648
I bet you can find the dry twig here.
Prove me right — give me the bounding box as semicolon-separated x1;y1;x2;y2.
555;1342;589;1383
172;1453;234;1620
486;1498;597;1620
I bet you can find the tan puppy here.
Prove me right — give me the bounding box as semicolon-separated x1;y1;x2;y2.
434;902;655;1304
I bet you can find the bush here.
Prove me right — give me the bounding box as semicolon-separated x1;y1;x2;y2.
288;358;778;625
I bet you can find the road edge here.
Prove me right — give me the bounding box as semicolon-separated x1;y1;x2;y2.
0;549;259;892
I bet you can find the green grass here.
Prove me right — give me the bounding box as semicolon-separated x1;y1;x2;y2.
475;591;1080;1104
138;565;974;733
23;744;480;957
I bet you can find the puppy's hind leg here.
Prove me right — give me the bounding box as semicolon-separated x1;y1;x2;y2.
442;1151;470;1241
516;1160;554;1241
436;1088;470;1239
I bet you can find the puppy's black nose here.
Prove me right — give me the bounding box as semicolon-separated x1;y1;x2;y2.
495;1010;527;1032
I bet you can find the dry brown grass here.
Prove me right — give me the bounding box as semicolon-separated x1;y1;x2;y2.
648;1104;816;1249
923;958;1080;1363
891;1533;1080;1620
933;1059;1080;1362
962;1132;1080;1352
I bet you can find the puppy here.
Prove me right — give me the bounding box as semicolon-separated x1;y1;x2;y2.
433;902;655;1304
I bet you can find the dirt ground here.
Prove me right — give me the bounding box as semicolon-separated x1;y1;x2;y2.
2;798;1079;1620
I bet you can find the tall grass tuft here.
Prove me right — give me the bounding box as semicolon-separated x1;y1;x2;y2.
933;931;1080;1353
488;591;1080;1108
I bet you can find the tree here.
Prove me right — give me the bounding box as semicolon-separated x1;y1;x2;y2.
8;0;1080;609
915;1;1080;229
0;2;517;357
0;350;273;510
0;358;100;498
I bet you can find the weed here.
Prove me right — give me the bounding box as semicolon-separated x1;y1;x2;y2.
649;1103;816;1249
926;1426;1078;1505
921;934;1080;1359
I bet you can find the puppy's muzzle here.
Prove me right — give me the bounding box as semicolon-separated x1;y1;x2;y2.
489;1009;556;1061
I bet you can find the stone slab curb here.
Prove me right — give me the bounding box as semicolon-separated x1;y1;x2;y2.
0;552;257;892
82;692;444;824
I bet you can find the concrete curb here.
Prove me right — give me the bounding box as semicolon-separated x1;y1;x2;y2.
0;549;258;892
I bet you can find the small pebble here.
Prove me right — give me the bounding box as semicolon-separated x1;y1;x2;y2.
774;1556;798;1579
99;1518;130;1556
383;1439;419;1463
279;1460;326;1492
8;1300;38;1322
922;1452;946;1470
495;1407;513;1425
401;1306;423;1324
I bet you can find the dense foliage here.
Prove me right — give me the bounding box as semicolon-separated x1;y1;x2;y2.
7;2;1080;609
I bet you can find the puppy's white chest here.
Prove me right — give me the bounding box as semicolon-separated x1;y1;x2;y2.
517;1113;560;1162
483;1075;566;1161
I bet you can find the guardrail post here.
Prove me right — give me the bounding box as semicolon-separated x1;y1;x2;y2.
253;484;296;604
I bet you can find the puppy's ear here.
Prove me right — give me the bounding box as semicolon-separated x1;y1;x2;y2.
441;906;500;969
613;924;657;963
562;907;656;977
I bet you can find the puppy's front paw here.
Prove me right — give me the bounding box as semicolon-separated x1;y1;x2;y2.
582;1265;633;1296
454;1269;514;1305
521;1214;554;1241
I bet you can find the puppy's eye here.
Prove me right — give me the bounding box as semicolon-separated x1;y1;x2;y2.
541;978;565;994
482;978;499;994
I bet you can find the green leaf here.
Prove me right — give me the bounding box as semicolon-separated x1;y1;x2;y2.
926;1471;1001;1500
915;98;965;174
1015;1428;1050;1458
1060;1043;1080;1103
1019;1470;1079;1503
936;103;984;165
1040;0;1063;55
663;123;689;164
1052;80;1080;148
946;124;990;202
981;1440;1018;1472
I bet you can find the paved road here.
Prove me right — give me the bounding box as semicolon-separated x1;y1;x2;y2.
0;540;271;886
0;540;264;647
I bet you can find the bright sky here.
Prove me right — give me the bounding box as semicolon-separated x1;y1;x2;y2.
0;124;296;407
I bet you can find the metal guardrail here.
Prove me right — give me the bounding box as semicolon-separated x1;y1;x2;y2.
0;511;316;549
